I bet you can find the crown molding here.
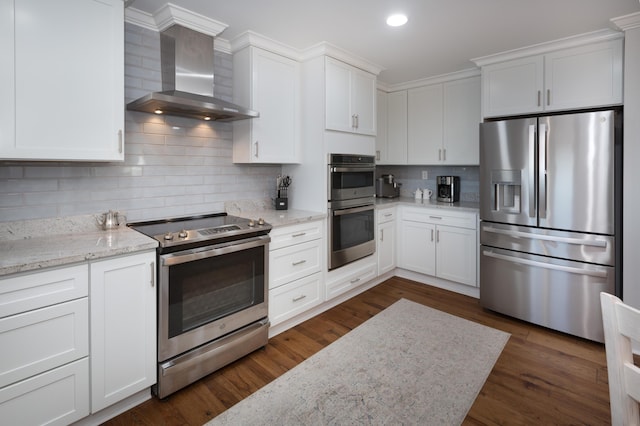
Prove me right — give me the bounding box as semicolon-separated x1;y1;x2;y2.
387;68;480;92
301;42;384;76
472;28;623;67
612;12;640;31
230;31;300;61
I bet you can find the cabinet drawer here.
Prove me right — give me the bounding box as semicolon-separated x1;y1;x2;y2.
269;273;322;326
0;358;90;426
270;239;322;289
0;264;88;318
377;207;396;224
0;298;89;388
269;220;323;250
326;261;377;300
402;207;477;229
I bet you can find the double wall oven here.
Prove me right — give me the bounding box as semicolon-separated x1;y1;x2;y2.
129;213;271;398
327;154;376;270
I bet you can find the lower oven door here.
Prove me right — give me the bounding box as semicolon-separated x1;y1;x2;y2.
158;235;269;362
328;202;375;270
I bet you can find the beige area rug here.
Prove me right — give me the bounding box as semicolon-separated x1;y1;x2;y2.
207;298;510;425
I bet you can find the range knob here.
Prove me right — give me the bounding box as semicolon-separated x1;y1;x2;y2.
258;218;265;226
248;219;255;227
178;230;188;238
163;233;174;240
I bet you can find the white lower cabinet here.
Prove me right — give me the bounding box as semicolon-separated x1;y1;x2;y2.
0;250;158;425
326;259;377;300
398;207;477;287
376;207;396;275
0;264;90;425
89;251;157;413
269;220;323;327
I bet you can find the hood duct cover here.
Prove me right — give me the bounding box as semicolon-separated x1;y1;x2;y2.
127;25;258;122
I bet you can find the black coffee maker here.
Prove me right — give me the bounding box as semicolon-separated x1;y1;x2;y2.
437;176;460;202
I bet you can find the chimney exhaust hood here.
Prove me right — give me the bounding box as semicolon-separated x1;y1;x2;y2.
127;24;258;122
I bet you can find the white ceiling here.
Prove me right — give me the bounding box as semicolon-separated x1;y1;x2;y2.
128;0;640;85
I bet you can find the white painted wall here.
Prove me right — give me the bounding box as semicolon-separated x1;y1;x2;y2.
619;14;640;309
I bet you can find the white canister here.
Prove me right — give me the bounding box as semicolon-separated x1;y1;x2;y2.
414;188;423;199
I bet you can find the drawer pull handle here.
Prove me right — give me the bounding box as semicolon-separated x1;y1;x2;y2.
292;232;306;238
292;294;307;302
384;213;392;217
350;278;361;284
429;216;442;220
292;259;307;266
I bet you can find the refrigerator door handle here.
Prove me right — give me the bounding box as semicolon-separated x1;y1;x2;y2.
528;124;537;218
483;226;608;248
539;123;548;219
482;250;608;278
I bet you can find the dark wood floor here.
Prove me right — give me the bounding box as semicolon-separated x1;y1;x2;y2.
104;277;612;425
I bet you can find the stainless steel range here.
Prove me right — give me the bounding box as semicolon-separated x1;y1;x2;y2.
128;213;271;398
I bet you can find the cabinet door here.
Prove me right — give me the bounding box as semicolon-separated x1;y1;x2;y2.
436;225;477;286
408;84;443;164
351;68;376;136
0;0;14;155
443;76;481;165
377;220;396;275
375;90;388;163
387;91;408;164
544;39;623;111
325;58;352;133
398;221;436;275
233;47;300;164
482;56;544;118
90;252;156;412
2;0;124;161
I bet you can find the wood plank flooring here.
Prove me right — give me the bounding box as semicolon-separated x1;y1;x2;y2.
104;277;612;425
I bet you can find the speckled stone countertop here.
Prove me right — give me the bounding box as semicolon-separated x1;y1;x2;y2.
375;196;479;213
0;215;158;277
225;199;326;227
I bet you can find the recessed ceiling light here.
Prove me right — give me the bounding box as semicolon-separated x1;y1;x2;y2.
386;14;408;27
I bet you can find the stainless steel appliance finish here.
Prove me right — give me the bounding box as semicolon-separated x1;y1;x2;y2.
327;154;376;270
328;198;376;270
376;174;401;198
479;109;620;343
436;176;460;203
128;213;271;398
127;25;259;122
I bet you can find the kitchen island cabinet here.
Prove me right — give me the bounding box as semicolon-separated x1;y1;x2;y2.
0;0;124;161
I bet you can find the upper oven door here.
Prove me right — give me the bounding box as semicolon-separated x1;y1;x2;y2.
328;164;375;201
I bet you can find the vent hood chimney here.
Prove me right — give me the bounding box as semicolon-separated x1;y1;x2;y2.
127;24;258;122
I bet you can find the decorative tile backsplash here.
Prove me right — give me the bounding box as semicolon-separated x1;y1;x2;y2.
376;165;479;202
0;23;282;223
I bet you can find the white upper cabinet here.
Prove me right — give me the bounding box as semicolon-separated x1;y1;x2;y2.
375;90;388;163
386;91;408;164
479;37;623;118
233;46;301;164
325;57;376;136
405;75;480;165
0;0;124;161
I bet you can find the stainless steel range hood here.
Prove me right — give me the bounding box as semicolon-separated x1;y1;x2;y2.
127;25;258;122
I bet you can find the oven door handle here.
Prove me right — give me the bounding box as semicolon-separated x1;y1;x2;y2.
161;235;270;266
330;166;375;173
333;205;374;216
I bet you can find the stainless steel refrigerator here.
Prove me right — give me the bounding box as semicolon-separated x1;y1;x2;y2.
479;109;621;343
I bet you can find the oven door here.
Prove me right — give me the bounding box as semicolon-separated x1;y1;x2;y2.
328;165;375;201
158;235;269;362
328;201;375;270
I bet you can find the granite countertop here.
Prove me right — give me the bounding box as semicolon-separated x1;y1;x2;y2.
0;215;158;277
375;196;480;213
224;199;326;227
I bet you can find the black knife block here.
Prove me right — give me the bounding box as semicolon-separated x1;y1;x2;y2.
275;197;288;210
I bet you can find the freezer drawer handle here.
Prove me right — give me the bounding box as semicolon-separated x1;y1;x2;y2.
483;226;607;248
482;250;607;278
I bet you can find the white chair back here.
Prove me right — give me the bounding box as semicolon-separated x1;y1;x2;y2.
600;292;640;425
